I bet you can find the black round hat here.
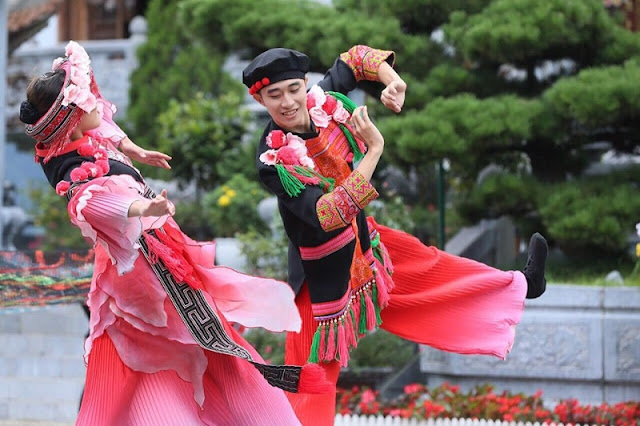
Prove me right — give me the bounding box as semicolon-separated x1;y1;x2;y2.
242;48;309;94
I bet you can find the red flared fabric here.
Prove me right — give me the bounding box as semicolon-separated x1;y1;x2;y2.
285;284;341;426
283;222;527;424
376;222;527;359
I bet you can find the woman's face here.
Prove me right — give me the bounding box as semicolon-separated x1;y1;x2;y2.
78;107;101;132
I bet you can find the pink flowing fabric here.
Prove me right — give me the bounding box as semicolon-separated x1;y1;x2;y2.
69;174;301;425
375;220;527;359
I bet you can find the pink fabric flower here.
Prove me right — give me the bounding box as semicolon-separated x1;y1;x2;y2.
259;149;278;166
70;66;91;88
52;57;65;70
322;96;337;115
300;156;315;169
306;96;316;110
332;102;350;124
267;130;286;149
276;146;302;166
309;106;330;128
65;41;91;68
55;181;71;196
70;167;89;182
307;85;326;106
62;85;80;107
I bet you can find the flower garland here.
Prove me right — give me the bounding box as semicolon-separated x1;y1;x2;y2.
55;140;110;196
260;85;365;197
259;130;334;197
307;85;365;162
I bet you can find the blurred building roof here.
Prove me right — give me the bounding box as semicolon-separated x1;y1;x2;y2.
8;0;63;53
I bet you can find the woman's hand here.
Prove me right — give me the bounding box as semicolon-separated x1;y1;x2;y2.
120;137;172;169
128;189;175;217
350;106;384;156
380;80;406;113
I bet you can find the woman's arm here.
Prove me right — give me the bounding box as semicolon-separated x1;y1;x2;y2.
119;137;172;169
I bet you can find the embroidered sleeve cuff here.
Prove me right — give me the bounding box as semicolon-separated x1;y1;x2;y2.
316;171;378;232
339;45;396;82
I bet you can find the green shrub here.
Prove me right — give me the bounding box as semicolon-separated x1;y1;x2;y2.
243;329;286;365
348;330;417;369
236;216;289;281
202;174;269;237
156;92;252;192
538;177;640;256
28;187;85;251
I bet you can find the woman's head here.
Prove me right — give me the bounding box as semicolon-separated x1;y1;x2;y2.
21;41;100;161
20;69;66;125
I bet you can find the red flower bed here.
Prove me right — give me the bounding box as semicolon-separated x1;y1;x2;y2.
336;383;640;425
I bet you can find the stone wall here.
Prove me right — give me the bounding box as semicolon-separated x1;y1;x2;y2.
0;305;87;422
420;284;640;405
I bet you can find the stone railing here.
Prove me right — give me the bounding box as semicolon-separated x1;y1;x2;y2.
420;284;640;405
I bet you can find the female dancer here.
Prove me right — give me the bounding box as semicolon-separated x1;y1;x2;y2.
20;41;325;425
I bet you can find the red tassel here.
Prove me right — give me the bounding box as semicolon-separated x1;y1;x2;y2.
145;232;203;290
345;310;357;348
297;363;334;394
154;231;203;290
352;295;362;337
364;289;377;331
143;233;173;265
326;322;336;361
318;324;326;362
375;272;390;309
337;321;349;367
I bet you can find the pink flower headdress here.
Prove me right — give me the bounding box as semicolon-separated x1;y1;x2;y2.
25;41;99;163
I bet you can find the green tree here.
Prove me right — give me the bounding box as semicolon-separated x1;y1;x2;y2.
156;92;252;193
180;0;640;257
128;0;237;161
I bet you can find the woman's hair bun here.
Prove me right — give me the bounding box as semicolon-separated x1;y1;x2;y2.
19;101;42;125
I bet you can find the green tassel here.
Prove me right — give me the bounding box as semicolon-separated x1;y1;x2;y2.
372;284;382;325
327;91;357;114
276;164;305;197
339;124;364;163
359;292;367;334
307;324;323;363
370;233;384;264
327;91;364;162
293;166;336;192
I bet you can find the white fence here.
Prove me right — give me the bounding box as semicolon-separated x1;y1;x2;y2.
334;416;580;426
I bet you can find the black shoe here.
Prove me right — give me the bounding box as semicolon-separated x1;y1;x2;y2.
524;232;548;299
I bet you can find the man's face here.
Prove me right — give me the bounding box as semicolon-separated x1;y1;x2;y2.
256;77;310;133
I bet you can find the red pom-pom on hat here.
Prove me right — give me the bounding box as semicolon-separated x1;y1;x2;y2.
262;77;270;86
